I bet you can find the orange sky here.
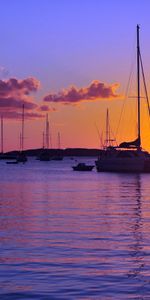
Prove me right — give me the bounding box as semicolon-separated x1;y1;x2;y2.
1;1;150;152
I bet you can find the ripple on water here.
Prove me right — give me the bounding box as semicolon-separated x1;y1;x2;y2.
1;159;150;299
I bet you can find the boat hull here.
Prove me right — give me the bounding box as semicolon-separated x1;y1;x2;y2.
17;152;27;163
72;164;94;171
95;157;150;173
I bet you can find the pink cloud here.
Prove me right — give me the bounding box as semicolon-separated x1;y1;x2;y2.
0;97;37;110
0;110;43;120
0;77;44;120
38;104;57;112
0;77;40;97
43;80;122;104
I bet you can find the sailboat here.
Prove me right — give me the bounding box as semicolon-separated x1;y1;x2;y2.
95;25;150;173
17;103;27;163
52;132;63;161
39;114;51;161
1;115;3;154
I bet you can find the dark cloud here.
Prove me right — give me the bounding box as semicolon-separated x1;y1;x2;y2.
0;110;44;120
0;97;37;110
38;104;56;112
0;77;40;97
0;77;43;120
43;80;122;104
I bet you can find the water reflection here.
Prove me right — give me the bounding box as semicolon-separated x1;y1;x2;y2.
126;176;144;290
1;160;150;298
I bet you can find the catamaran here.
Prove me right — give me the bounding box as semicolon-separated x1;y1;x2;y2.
95;25;150;172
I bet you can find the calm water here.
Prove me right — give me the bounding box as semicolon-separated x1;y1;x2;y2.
1;157;150;299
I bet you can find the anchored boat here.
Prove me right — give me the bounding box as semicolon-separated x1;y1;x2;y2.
72;163;94;171
95;25;150;173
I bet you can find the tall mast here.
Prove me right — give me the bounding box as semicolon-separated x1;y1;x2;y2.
58;132;61;149
20;132;22;151
46;114;49;149
42;131;45;149
21;103;25;151
105;108;109;147
1;116;3;153
137;24;141;148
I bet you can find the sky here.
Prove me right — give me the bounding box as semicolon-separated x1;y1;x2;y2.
1;0;150;151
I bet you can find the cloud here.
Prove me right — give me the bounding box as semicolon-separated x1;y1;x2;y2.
0;77;43;120
38;104;57;112
0;110;43;120
0;77;40;97
43;80;122;104
0;97;37;110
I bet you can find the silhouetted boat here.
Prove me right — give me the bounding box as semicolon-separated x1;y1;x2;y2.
17;104;27;163
95;25;150;173
72;163;94;171
39;114;51;161
6;161;18;164
39;149;51;161
16;151;27;163
51;133;63;161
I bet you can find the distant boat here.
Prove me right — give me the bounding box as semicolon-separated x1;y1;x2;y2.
72;162;94;171
39;114;51;161
52;132;63;161
0;115;4;155
17;103;27;163
6;161;18;165
17;151;27;163
95;25;150;173
39;149;51;161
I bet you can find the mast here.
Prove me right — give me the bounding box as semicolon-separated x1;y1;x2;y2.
105;108;110;147
20;132;22;151
137;24;141;149
106;108;109;147
21;103;25;151
58;132;61;149
1;116;3;153
42;131;45;149
46;114;49;149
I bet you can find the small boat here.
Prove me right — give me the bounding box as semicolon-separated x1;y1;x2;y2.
72;163;94;171
6;161;18;164
17;151;27;163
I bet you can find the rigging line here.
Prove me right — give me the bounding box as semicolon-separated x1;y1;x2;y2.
94;122;103;148
139;51;150;117
115;33;136;141
110;126;118;146
115;57;135;139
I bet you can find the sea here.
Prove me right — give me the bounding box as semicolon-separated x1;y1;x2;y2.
1;157;150;299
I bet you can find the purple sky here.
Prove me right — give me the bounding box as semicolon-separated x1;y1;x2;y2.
0;0;150;151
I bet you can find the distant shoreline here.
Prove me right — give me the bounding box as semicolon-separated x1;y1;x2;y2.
0;148;102;159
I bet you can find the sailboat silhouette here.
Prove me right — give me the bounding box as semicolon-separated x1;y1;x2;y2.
39;114;51;161
17;103;27;163
95;25;150;172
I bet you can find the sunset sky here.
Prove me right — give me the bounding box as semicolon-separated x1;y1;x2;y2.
1;0;150;151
